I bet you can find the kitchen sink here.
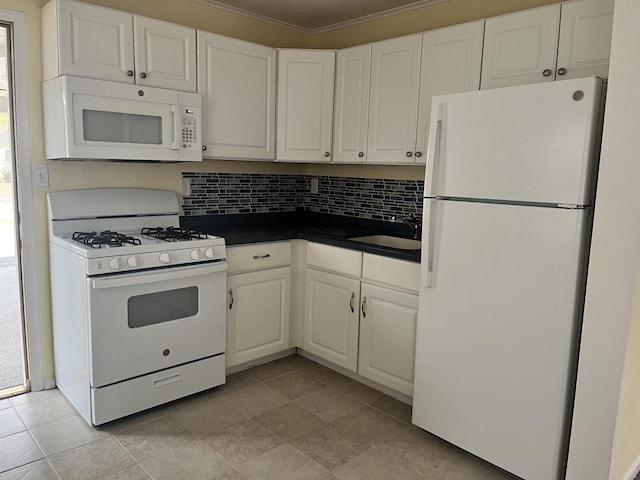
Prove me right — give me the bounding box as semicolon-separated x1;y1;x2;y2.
348;235;421;250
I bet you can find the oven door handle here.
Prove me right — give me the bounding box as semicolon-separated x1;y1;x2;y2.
91;262;228;290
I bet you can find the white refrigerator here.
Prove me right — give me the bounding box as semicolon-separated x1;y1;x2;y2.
412;77;604;480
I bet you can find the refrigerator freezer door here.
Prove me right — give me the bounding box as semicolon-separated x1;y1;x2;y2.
412;200;589;480
425;77;603;206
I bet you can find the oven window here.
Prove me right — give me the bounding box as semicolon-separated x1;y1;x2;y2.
128;287;198;328
83;109;163;144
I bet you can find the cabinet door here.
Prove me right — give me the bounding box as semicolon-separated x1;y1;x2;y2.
277;50;335;162
416;21;484;164
304;269;360;372
333;44;371;164
358;283;418;397
366;34;422;164
57;0;135;83
227;268;291;367
481;5;560;89
198;32;276;159
134;16;197;92
556;0;614;80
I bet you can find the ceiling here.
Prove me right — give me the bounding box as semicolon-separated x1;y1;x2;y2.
195;0;448;33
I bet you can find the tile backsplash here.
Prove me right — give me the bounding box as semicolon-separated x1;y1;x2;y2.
181;172;424;220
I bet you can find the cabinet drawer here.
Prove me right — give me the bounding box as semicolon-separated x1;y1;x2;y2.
227;242;292;274
306;242;362;277
362;253;420;293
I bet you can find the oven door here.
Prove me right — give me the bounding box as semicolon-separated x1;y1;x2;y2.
88;262;227;388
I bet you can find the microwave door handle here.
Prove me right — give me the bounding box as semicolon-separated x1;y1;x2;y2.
170;105;181;150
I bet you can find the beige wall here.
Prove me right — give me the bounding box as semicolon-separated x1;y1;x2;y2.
611;270;640;479
309;0;562;48
564;0;640;478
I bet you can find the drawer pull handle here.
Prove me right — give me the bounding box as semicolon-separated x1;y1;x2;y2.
252;254;271;259
153;373;181;388
361;296;367;317
350;291;355;313
228;288;234;309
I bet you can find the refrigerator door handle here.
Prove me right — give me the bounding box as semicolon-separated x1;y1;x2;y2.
422;198;437;288
424;103;444;197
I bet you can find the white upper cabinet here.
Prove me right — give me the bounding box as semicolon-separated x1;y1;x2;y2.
481;0;614;89
556;0;615;80
333;44;372;164
198;32;276;160
416;21;484;164
134;17;197;92
42;0;197;92
481;4;561;89
366;34;423;164
277;49;336;162
43;0;134;83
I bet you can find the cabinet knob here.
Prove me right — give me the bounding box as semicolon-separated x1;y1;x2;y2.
350;292;355;313
252;254;271;260
324;152;330;157
361;296;367;317
406;151;413;158
415;151;422;158
358;152;364;158
202;145;207;151
228;288;234;309
140;72;147;79
557;67;567;76
542;69;552;77
126;70;134;77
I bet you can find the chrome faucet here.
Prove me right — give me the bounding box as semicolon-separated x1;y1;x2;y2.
403;214;421;239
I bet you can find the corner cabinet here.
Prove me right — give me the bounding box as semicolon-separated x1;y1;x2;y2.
481;0;614;89
276;49;336;162
198;32;276;160
226;243;291;368
42;0;197;91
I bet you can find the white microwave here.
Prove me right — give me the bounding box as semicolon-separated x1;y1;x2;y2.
42;76;201;162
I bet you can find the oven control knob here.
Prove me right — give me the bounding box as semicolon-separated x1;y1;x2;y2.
159;252;170;264
127;255;138;267
204;247;215;259
109;257;120;270
190;249;200;260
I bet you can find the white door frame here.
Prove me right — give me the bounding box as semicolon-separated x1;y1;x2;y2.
1;9;43;391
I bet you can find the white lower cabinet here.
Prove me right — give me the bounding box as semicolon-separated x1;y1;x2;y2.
358;283;418;397
303;268;360;372
226;242;292;368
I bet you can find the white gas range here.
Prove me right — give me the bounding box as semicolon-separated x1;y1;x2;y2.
47;188;227;426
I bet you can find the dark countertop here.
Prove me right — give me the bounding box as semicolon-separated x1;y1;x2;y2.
181;211;421;263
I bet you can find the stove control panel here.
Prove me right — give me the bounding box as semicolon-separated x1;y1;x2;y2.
87;243;226;276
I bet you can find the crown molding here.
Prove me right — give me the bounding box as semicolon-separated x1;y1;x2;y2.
193;0;449;34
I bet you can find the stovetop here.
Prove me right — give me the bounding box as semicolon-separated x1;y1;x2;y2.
72;227;211;249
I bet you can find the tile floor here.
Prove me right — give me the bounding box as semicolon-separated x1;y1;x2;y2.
0;354;517;480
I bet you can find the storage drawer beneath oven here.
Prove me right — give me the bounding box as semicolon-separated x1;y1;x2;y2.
91;354;225;425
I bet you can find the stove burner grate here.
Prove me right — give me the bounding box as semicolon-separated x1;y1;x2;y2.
72;231;142;249
141;226;208;242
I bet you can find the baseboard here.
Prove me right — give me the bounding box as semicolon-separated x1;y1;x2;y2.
43;377;56;390
623;454;640;480
225;348;297;375
297;348;413;406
